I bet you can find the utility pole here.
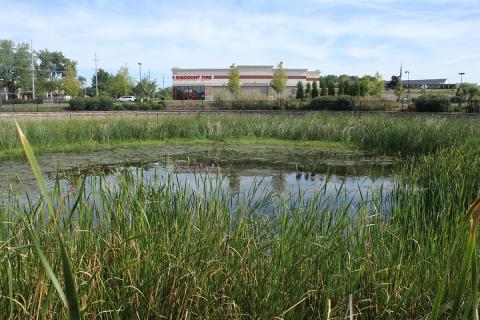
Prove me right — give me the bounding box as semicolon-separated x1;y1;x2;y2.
93;52;100;96
31;39;35;100
162;74;165;89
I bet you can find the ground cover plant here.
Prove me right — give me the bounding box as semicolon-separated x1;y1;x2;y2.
2;113;480;318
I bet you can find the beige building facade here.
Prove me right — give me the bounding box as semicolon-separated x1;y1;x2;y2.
172;65;320;101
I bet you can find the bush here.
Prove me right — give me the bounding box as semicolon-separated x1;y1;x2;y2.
308;95;356;111
68;97;86;110
468;96;480;113
84;97;99;110
415;94;450;112
69;96;114;111
97;96;114;110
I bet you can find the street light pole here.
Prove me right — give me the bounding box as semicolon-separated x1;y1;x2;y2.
459;72;465;86
405;70;410;104
138;62;142;82
459;72;465;108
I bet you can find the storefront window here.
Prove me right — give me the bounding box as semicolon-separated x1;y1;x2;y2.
173;86;205;100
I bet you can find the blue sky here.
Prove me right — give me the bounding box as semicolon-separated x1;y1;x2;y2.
2;0;479;86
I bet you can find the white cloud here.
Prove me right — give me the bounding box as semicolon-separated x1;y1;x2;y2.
1;0;478;85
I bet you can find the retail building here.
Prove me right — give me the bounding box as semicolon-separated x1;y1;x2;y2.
172;65;320;100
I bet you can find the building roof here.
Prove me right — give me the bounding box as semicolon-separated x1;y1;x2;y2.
400;79;448;85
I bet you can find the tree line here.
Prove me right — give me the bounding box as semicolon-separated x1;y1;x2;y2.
0;39;170;101
295;73;385;101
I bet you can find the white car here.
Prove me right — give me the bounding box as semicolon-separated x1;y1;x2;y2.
117;96;136;102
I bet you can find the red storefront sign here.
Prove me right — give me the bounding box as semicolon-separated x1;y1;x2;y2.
174;75;213;80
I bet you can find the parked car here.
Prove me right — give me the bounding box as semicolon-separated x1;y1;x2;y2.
117;96;136;102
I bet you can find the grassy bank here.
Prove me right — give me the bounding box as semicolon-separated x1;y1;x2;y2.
1;113;480;157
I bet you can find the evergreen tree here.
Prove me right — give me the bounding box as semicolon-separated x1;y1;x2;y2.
295;81;304;100
305;82;312;99
328;81;335;96
338;80;344;95
311;81;319;98
320;79;328;96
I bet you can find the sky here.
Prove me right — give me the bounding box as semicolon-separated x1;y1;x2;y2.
1;0;479;86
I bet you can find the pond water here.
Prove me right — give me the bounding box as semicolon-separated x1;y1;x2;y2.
0;144;396;212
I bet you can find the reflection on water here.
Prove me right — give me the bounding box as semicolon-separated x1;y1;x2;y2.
0;143;396;211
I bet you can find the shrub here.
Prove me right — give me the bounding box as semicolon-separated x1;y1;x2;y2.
415;94;450;112
308;95;356;111
113;104;125;111
139;102;152;111
152;100;166;110
68;97;86;110
84;97;99;110
124;103;139;110
468;96;480;113
97;96;114;110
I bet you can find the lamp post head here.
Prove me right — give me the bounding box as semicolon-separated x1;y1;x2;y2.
459;72;465;76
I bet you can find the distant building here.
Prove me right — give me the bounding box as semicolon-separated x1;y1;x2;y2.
172;65;320;100
400;79;455;89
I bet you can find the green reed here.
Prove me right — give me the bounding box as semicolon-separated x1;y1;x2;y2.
2;117;480;318
1;113;480;156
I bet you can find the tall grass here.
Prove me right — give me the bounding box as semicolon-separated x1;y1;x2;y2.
1;144;480;318
1;113;480;156
2;116;480;317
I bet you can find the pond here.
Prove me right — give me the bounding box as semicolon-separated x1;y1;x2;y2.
0;144;396;212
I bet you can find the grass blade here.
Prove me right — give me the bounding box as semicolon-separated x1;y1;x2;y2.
472;246;479;320
59;235;80;320
431;277;445;320
7;260;14;317
15;120;55;219
26;226;68;306
16;120;80;318
450;228;475;319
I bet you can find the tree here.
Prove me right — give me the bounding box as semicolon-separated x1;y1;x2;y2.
394;84;405;105
311;81;319;98
369;72;384;97
327;81;335;96
387;75;401;90
270;61;287;99
37;49;77;97
109;66;134;97
305;82;311;99
295;81;304;100
91;68;112;96
0;40;33;99
320;79;328;96
227;63;240;99
60;65;80;97
359;76;371;97
134;78;158;100
78;76;87;96
338;77;350;96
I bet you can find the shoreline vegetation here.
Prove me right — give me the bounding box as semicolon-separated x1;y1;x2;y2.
1;112;480;158
0;137;356;161
2;113;480;317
